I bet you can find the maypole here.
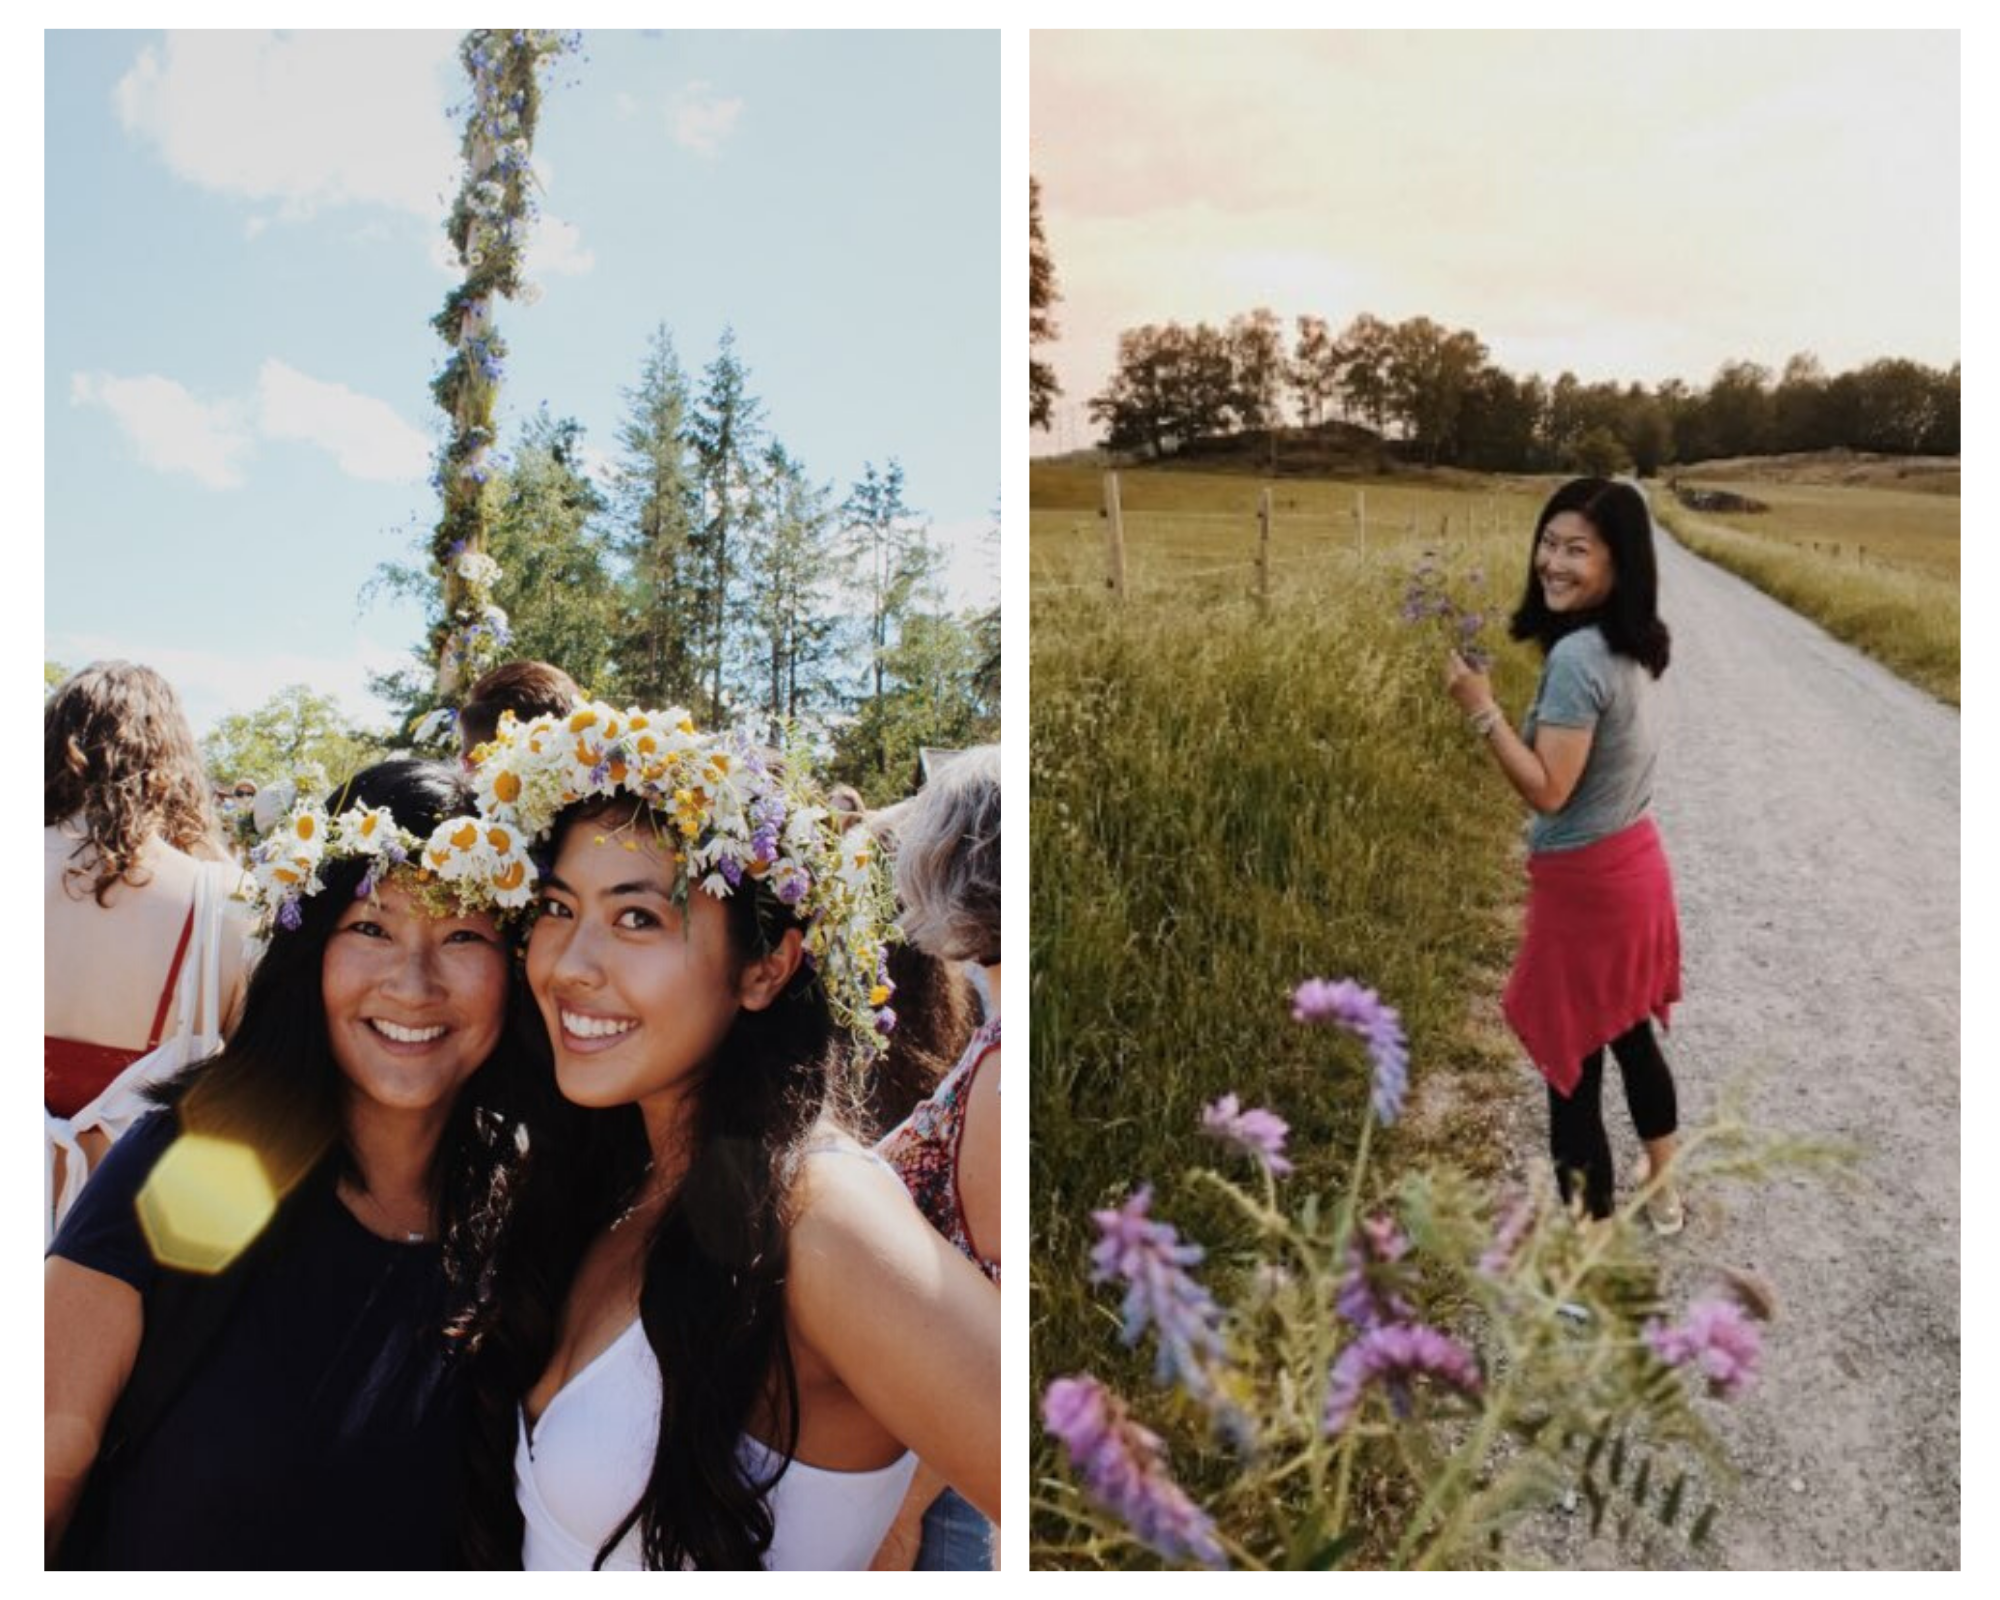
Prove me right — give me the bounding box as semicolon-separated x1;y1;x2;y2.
426;29;580;706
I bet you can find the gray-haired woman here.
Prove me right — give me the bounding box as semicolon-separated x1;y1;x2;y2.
874;746;1001;1569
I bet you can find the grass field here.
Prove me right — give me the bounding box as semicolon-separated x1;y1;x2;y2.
1031;461;1550;1561
1656;479;1959;704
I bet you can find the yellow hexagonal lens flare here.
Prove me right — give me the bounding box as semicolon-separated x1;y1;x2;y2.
135;1133;279;1275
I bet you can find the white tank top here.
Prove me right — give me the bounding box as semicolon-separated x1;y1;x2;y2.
515;1316;918;1570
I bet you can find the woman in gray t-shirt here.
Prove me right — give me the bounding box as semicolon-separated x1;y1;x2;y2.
1444;478;1687;1235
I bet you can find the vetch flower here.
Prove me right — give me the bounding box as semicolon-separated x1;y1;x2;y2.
1200;1094;1294;1177
1089;1186;1230;1401
1042;1376;1226;1569
1478;1190;1536;1280
1644;1296;1762;1400
1334;1213;1416;1332
1291;977;1410;1125
1322;1322;1483;1435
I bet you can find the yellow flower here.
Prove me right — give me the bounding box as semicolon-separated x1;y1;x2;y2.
869;985;890;1007
493;770;521;804
568;708;598;732
450;821;480;852
295;814;317;841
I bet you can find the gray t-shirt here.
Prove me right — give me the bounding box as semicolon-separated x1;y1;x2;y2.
1520;625;1657;853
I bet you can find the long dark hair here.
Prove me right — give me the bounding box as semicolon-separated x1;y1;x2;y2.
461;799;844;1570
1508;477;1672;677
160;760;535;1310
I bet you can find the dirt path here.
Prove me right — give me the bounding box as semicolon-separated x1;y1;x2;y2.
1502;527;1960;1569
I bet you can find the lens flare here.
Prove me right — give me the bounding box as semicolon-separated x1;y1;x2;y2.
136;1133;278;1274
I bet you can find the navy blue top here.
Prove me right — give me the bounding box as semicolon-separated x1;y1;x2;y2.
50;1111;466;1570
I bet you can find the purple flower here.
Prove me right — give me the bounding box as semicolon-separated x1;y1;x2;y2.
1323;1322;1483;1435
1200;1094;1294;1177
873;1006;897;1036
1043;1377;1226;1569
354;874;376;900
1291;977;1410;1125
1334;1214;1415;1332
1477;1191;1535;1280
277;898;304;932
717;855;743;888
1644;1296;1762;1400
1090;1186;1229;1401
774;870;808;906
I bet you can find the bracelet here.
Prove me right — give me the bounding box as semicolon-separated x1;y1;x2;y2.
1468;706;1503;739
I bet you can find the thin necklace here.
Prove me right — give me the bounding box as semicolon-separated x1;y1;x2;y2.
350;1182;432;1243
610;1167;670;1233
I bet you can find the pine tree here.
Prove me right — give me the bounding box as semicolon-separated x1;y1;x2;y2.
610;326;701;708
742;441;841;722
687;328;766;723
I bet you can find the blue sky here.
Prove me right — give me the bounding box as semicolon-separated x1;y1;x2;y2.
45;30;1000;735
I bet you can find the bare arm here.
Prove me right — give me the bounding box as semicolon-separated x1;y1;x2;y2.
1445;651;1594;815
45;1258;143;1557
957;1043;1001;1268
787;1160;1001;1523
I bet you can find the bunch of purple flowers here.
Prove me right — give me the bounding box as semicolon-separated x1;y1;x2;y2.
1402;550;1492;673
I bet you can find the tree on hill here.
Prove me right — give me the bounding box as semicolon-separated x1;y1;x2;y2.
202;685;391;791
1030;176;1062;431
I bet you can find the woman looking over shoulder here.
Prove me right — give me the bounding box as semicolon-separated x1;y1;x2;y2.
46;760;536;1569
44;662;255;1232
457;707;1000;1570
1443;478;1687;1234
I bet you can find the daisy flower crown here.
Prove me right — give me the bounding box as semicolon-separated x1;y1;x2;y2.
246;794;537;934
466;700;899;1055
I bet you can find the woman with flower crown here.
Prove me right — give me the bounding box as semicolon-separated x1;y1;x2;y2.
452;704;1001;1570
45;759;539;1569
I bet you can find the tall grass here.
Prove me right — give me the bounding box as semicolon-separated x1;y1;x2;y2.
1032;473;1547;1555
1658;500;1959;705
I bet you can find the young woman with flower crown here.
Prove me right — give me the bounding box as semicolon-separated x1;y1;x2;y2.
45;759;539;1569
453;704;1001;1571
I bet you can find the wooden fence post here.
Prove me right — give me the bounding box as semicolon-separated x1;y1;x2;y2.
1103;471;1126;602
1256;486;1272;608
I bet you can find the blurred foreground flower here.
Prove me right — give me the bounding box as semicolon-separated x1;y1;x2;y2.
1644;1295;1762;1400
1323;1321;1484;1435
1090;1186;1230;1400
1201;1093;1293;1177
1043;1376;1227;1569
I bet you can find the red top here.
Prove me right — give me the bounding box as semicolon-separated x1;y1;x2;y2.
45;906;196;1120
876;1015;1000;1284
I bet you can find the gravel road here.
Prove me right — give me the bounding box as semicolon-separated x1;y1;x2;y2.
1504;526;1961;1569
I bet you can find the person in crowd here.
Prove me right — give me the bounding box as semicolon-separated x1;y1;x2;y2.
457;660;582;764
45;662;255;1235
873;744;1002;1568
45;760;536;1568
1444;478;1686;1234
455;705;1001;1570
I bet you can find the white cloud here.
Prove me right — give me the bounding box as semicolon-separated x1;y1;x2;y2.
673;81;743;158
526;211;595;278
243;215;270;241
113;32;460;221
45;629;417;740
255;360;432;484
613;91;640;121
69;371;253;489
575;444;617;489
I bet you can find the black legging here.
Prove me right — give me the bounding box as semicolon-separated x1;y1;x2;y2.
1547;1020;1678;1219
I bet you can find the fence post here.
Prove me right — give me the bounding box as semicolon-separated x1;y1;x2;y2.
1103;471;1126;602
1257;486;1272;608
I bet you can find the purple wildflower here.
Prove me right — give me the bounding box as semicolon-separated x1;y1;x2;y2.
1323;1322;1483;1435
1334;1213;1416;1332
1043;1376;1226;1569
354;874;375;900
1290;977;1410;1125
1200;1094;1294;1177
873;1006;897;1036
1644;1296;1762;1400
276;898;304;933
1477;1191;1536;1280
1090;1186;1230;1400
717;855;743;888
774;870;808;906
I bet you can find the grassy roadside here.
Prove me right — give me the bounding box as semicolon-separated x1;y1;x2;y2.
1656;499;1959;705
1031;470;1545;1559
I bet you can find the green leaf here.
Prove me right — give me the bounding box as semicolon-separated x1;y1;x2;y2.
1690;1503;1717;1547
1661;1470;1688;1528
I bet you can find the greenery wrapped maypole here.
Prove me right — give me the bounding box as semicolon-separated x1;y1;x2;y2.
427;29;580;706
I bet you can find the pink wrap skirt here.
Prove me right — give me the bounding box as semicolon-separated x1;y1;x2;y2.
1501;816;1682;1098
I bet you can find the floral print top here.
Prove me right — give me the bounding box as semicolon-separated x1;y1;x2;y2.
876;1015;1000;1285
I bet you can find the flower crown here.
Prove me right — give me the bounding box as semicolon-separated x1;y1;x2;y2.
467;701;899;1054
246;793;536;933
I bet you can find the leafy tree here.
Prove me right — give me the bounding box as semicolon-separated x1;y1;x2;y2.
201;685;392;791
611;325;703;708
843;459;936;715
1030;175;1063;431
1290;314;1339;429
1332;313;1396;434
829;608;997;802
45;661;71;694
1227;308;1287;432
1568;425;1632;477
1384;317;1487;465
687;328;767;722
741;441;842;721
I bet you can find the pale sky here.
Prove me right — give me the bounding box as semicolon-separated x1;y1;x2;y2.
1031;30;1959;453
45;30;998;734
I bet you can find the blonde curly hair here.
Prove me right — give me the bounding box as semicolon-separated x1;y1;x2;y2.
45;661;224;905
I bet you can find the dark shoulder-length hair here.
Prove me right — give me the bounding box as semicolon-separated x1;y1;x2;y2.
160;759;536;1313
45;660;226;905
461;797;846;1571
1508;477;1672;678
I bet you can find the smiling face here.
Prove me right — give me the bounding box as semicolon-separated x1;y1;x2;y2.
1535;510;1617;612
321;881;508;1121
525;818;758;1119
